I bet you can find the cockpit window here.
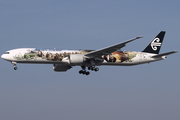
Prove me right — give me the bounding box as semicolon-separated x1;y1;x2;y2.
4;52;10;54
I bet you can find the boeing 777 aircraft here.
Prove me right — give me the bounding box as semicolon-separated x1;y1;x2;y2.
1;31;177;75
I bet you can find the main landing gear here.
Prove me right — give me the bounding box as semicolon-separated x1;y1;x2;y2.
12;61;18;70
79;66;90;75
88;66;99;71
79;66;99;75
79;70;90;75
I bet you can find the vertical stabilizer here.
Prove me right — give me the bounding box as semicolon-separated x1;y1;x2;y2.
142;31;165;54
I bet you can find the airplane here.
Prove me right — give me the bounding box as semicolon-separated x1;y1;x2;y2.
1;31;177;75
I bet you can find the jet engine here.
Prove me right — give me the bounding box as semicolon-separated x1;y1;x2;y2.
53;64;72;72
69;54;86;64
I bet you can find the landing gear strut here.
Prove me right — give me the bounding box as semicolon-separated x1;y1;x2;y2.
12;61;18;70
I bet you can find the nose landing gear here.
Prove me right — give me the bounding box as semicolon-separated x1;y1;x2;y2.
12;62;18;70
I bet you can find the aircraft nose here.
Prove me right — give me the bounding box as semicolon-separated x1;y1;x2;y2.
1;54;8;60
1;54;5;59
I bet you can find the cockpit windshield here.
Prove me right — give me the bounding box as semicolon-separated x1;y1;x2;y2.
4;52;10;54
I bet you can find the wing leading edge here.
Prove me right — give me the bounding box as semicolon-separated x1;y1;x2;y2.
84;36;143;59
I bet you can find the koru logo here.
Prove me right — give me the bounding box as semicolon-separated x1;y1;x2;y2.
151;38;161;51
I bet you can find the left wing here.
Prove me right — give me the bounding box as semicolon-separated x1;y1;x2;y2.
84;36;143;59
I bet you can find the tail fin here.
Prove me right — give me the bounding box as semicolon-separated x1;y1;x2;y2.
142;31;165;54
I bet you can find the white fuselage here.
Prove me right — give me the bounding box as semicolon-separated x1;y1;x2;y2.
1;48;165;66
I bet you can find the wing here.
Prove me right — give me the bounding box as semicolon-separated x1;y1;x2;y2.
84;36;143;59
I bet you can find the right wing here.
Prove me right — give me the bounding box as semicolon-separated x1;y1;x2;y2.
84;36;143;59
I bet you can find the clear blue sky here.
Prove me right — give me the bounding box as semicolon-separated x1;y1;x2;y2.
0;0;180;120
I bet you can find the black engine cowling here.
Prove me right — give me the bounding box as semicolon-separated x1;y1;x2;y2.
53;64;72;72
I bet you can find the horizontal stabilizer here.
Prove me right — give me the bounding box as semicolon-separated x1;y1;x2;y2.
151;51;178;58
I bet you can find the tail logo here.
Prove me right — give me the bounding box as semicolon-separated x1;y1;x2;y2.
151;38;161;51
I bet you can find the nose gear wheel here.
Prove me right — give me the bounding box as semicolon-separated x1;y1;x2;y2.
12;62;18;70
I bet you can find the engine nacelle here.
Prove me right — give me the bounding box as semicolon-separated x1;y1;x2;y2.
53;64;72;72
69;54;86;64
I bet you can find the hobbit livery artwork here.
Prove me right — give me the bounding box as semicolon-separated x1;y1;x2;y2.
1;31;177;75
14;49;136;63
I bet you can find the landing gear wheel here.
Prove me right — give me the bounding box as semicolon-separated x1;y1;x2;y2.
82;71;86;75
79;70;85;74
14;67;18;70
88;66;92;70
79;70;90;75
86;71;90;75
95;67;99;72
79;66;91;75
12;62;18;70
